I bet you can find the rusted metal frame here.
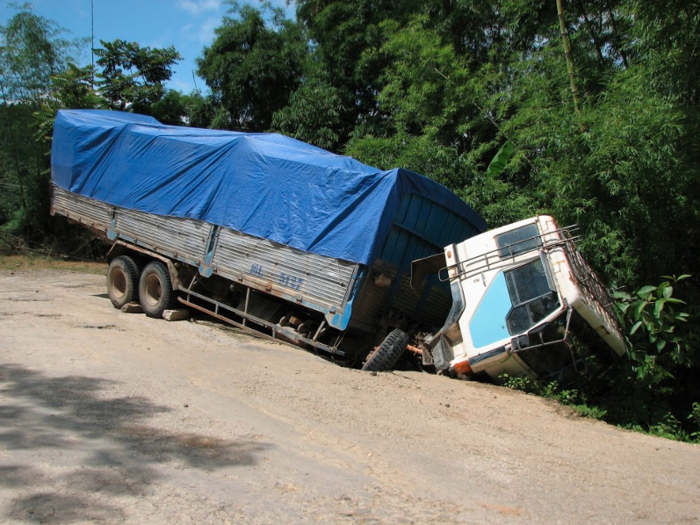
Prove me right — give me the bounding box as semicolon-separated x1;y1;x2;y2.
177;286;345;356
564;241;615;309
561;241;622;339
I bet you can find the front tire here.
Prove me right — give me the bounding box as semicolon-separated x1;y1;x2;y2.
139;261;177;318
362;329;409;372
107;255;141;309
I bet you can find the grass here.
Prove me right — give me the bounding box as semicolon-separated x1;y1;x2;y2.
0;254;106;274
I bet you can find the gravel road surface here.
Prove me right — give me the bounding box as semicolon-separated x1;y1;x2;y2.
1;269;699;524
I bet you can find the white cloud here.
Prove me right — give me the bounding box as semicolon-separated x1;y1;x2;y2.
176;0;221;16
181;17;220;44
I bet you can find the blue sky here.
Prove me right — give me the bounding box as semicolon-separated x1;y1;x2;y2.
0;0;296;93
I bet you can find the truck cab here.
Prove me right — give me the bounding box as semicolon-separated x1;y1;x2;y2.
419;215;626;383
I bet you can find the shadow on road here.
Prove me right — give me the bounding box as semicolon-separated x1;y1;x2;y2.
0;363;272;523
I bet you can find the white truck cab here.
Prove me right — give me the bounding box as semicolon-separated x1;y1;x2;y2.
417;215;626;383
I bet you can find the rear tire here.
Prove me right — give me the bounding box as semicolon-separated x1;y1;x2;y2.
139;261;177;318
107;255;141;309
362;329;408;372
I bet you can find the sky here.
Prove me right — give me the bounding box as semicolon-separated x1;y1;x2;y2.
0;0;296;94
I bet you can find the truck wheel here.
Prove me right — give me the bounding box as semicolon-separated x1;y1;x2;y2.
107;255;141;309
139;261;177;318
362;329;409;372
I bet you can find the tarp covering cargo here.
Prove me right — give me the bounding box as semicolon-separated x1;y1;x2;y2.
51;110;486;265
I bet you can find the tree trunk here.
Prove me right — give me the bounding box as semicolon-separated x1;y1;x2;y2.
556;0;586;132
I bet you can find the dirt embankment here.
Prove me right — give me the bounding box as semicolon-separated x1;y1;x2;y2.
1;268;699;524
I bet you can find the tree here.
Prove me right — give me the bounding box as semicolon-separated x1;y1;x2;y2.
0;3;82;103
34;63;103;145
185;91;218;129
151;89;192;126
295;0;417;143
343;9;540;225
0;3;83;243
94;39;182;121
197;2;307;131
271;80;343;150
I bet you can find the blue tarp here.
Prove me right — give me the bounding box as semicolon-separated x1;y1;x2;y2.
51;110;486;265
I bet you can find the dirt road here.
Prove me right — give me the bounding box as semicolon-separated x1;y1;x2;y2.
1;269;699;524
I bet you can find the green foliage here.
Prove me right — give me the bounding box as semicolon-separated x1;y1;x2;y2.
34;63;104;146
151;89;192;126
485;141;514;179
197;1;307;131
630;413;690;442
0;3;85;103
500;373;536;394
185;91;218;128
271;81;343;150
95;39;182;120
689;403;700;440
0;3;84;243
47;63;102;110
614;276;692;384
536;70;695;284
296;0;413;142
500;373;608;420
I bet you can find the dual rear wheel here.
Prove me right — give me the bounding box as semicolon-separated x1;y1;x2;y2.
107;255;140;309
107;256;177;318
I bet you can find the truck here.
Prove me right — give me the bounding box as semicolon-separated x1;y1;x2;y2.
50;109;626;383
